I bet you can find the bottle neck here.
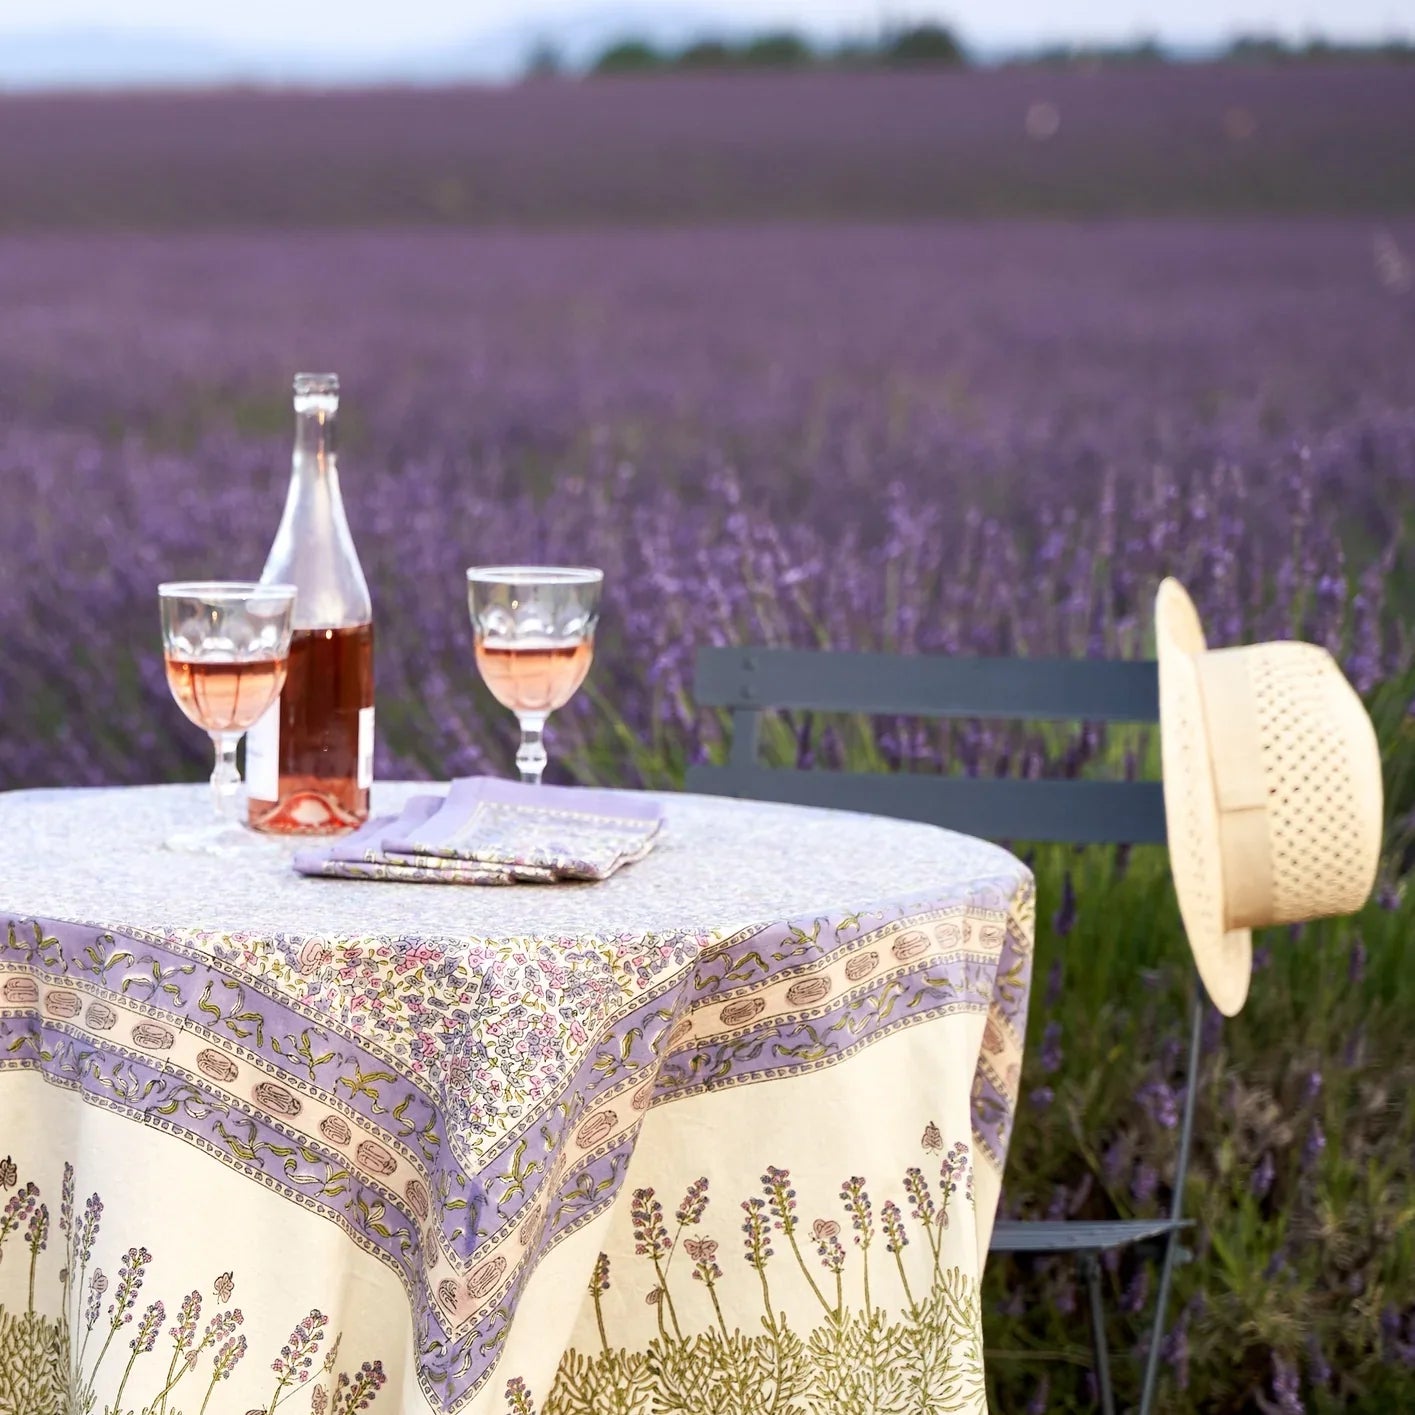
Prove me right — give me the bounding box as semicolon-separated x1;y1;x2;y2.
293;407;337;477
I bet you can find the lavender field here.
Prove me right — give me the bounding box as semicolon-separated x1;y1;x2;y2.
2;64;1414;1413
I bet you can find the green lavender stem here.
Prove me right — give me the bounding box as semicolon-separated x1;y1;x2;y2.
196;1371;221;1415
892;1249;918;1315
650;1256;683;1340
755;1263;778;1334
112;1342;142;1415
705;1279;730;1338
87;1322;120;1394
784;1229;832;1316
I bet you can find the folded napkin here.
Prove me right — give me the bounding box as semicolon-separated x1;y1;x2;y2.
292;779;663;885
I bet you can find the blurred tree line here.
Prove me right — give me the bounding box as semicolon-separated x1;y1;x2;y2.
520;25;1415;78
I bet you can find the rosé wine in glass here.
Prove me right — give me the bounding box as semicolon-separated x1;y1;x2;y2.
466;567;602;785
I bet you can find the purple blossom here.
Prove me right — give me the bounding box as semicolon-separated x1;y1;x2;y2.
630;1188;671;1261
903;1167;936;1225
761;1166;799;1234
1269;1353;1305;1414
109;1246;151;1328
740;1197;774;1269
505;1376;536;1415
1039;1021;1063;1074
1052;873;1077;938
132;1299;165;1353
332;1359;387;1414
170;1290;203;1349
272;1308;328;1383
674;1177;709;1226
1302;1119;1327;1172
78;1193;103;1265
1348;935;1368;983
839;1177;874;1247
212;1333;247;1381
1252;1152;1276;1199
881;1200;908;1255
1131;1162;1159;1206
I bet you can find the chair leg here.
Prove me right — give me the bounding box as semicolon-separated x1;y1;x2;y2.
1137;1227;1181;1415
1081;1253;1116;1415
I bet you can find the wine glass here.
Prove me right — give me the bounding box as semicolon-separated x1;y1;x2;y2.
159;581;296;853
466;566;602;785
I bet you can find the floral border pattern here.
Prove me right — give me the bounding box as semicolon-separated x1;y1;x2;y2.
1;865;1032;1412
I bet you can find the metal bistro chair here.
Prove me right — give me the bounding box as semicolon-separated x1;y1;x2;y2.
685;646;1203;1415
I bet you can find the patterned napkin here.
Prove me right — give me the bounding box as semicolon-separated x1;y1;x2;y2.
292;779;663;885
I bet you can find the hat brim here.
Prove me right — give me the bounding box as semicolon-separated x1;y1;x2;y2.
1156;578;1253;1017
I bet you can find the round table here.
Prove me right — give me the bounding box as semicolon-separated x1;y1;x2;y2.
0;783;1034;1415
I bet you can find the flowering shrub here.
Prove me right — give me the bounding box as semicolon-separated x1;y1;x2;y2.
1;153;1412;1412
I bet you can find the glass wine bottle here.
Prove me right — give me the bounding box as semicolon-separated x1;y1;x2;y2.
246;373;374;834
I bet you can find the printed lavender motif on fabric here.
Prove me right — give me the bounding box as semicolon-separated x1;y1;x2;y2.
1;857;1032;1413
0;1158;389;1415
508;1128;987;1415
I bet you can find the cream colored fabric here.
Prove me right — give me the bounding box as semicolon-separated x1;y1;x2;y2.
0;783;1034;1415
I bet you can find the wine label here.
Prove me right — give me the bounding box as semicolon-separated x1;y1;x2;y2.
245;699;280;800
358;706;375;790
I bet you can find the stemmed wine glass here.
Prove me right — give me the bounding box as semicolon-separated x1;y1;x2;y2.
466;567;602;785
159;581;296;853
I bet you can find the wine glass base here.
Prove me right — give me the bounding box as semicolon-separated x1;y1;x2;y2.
162;820;285;858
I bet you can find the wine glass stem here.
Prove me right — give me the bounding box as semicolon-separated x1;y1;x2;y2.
210;732;242;821
515;714;548;786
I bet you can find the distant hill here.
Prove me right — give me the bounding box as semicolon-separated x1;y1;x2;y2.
0;8;741;91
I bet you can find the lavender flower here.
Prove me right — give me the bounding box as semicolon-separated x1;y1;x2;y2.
1039;1021;1063;1074
212;1333;247;1380
170;1289;203;1349
880;1200;908;1255
839;1177;874;1247
332;1359;387;1414
685;1237;723;1284
1052;873;1077;938
505;1376;536;1415
1251;1152;1276;1199
272;1308;328;1384
109;1245;151;1327
78;1193;103;1265
1269;1354;1305;1414
675;1177;709;1226
740;1197;774;1269
630;1188;671;1261
131;1299;165;1353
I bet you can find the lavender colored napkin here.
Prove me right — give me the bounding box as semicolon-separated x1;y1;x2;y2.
292;781;662;884
292;794;553;885
384;777;663;882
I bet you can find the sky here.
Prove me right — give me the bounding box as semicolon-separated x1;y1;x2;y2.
2;0;1412;55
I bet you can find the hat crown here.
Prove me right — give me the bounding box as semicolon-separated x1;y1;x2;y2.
1239;639;1382;925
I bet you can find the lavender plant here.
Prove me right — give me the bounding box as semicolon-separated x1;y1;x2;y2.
0;163;1411;1413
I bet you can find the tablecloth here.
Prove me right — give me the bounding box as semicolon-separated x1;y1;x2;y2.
0;782;1035;1415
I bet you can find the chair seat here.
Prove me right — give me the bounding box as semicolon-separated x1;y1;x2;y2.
990;1217;1192;1254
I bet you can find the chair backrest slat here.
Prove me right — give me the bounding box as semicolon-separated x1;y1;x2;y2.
685;765;1166;845
689;646;1164;846
694;647;1159;723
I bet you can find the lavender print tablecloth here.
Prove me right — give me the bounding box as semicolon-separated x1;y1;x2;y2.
0;782;1035;1415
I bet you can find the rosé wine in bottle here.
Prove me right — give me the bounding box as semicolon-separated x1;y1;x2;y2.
247;373;374;835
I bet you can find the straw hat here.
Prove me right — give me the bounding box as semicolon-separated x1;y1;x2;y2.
1156;578;1383;1016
